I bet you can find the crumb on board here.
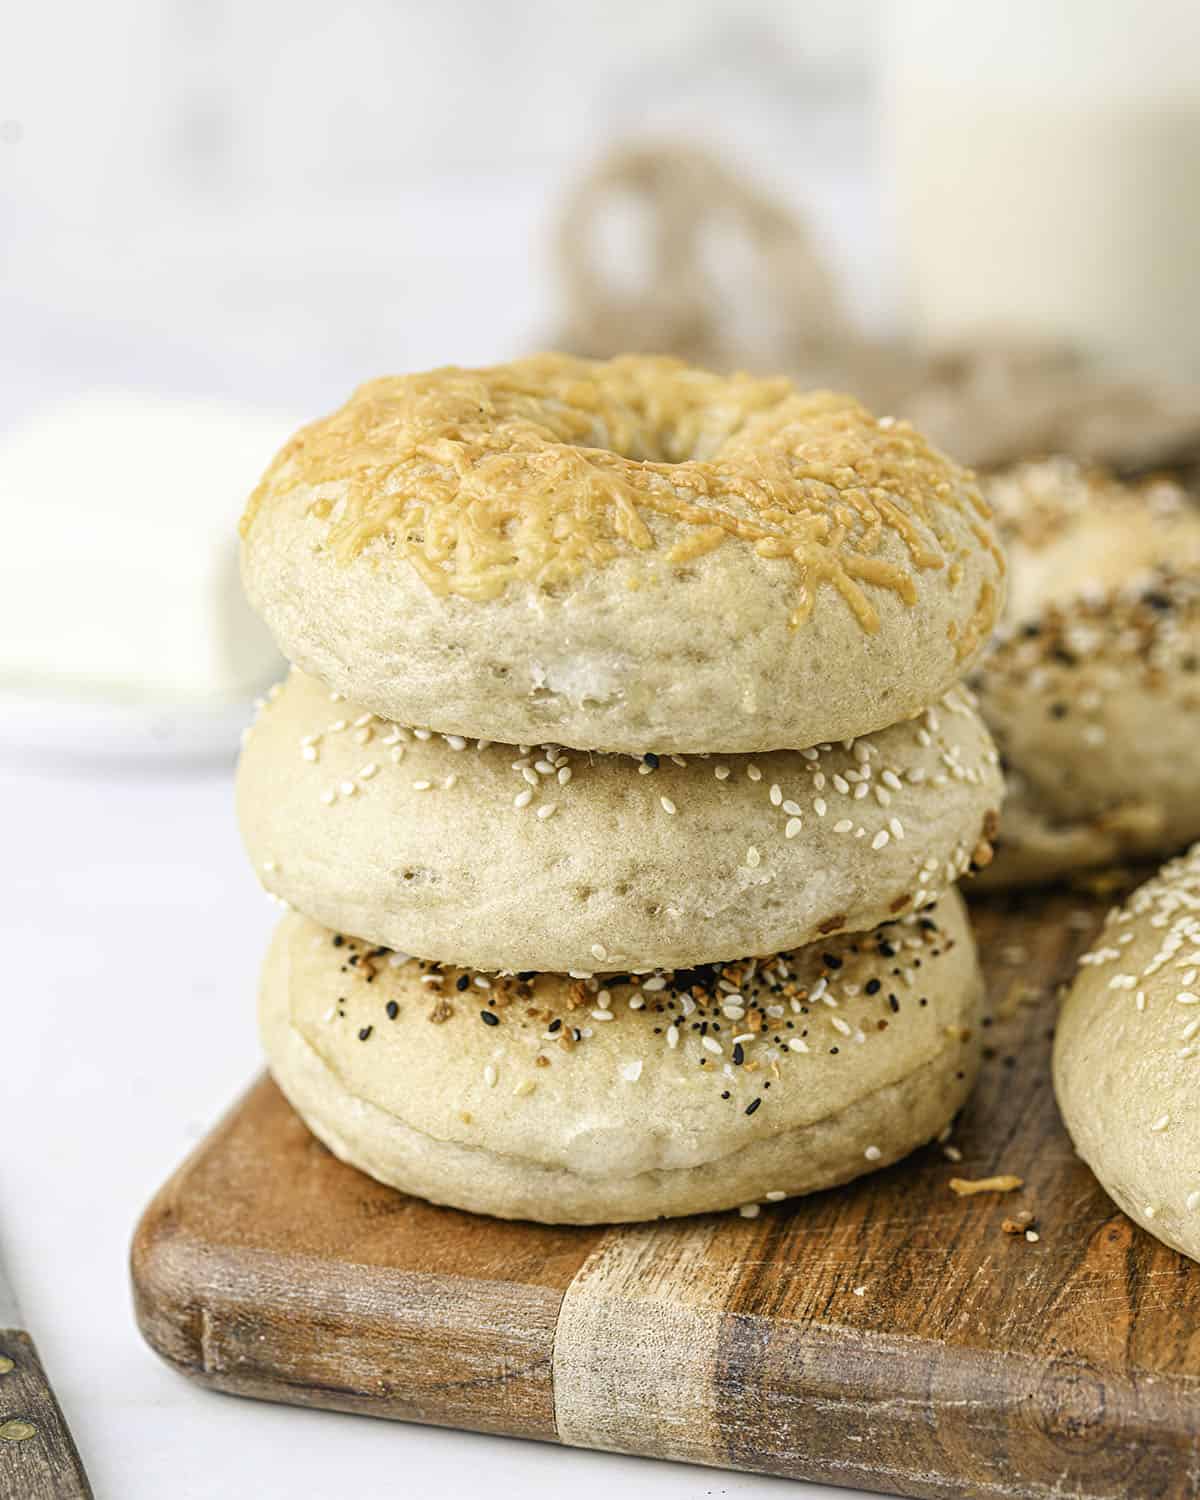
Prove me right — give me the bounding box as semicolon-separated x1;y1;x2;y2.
949;1174;1024;1196
1002;1210;1037;1234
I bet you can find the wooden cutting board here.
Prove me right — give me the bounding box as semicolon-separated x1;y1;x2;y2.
132;883;1200;1499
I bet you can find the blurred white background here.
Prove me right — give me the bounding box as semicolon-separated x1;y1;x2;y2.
0;1;881;429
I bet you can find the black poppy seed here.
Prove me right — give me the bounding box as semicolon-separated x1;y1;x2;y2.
332;935;345;947
745;1098;762;1116
548;1018;562;1033
358;1026;373;1041
732;1043;745;1065
642;752;660;768
878;942;896;958
889;995;900;1013
822;953;843;970
456;975;470;991
480;1010;499;1027
721;1090;731;1100
865;978;881;995
385;1001;399;1020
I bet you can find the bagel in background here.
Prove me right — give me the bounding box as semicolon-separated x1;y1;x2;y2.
260;890;983;1224
1054;844;1200;1263
239;669;1002;974
240;354;1005;754
974;460;1200;887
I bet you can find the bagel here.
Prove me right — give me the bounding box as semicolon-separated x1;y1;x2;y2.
239;669;1002;974
240;354;1004;754
973;461;1200;886
260;890;983;1223
1054;844;1200;1262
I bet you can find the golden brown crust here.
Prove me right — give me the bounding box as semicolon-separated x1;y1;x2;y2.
242;353;1000;641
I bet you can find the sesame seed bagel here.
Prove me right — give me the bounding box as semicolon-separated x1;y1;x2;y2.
974;460;1200;888
239;668;1003;975
239;354;1005;754
1054;845;1200;1262
260;892;983;1223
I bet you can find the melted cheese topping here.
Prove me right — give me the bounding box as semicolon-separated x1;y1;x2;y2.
243;353;1000;632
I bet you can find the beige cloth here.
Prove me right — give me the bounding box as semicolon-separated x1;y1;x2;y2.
555;141;1200;474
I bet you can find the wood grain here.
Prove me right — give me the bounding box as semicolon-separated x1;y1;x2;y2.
0;1330;92;1500
133;884;1200;1498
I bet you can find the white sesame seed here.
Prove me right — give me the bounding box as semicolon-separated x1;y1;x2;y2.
746;846;761;868
320;788;336;805
864;1145;882;1161
1188;1190;1200;1212
782;800;802;816
785;817;803;839
1151;1114;1171;1132
833;818;853;834
814;798;827;817
340;780;357;797
660;796;677;815
536;803;557;820
715;765;731;780
411;779;431;792
591;1009;614;1022
621;1060;643;1082
302;745;318;762
591;943;608;962
446;735;467;751
769;783;782;806
484;1064;498;1088
889;817;905;840
702;1036;723;1056
765;1190;786;1202
787;1038;809;1054
643;976;667;992
522;767;539;787
513;788;533;808
513;1079;535;1098
872;829;890;851
557;766;572;785
667;1025;680;1048
738;1204;760;1219
747;765;762;782
358;763;379;780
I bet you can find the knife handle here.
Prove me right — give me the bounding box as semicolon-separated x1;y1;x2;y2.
0;1329;92;1500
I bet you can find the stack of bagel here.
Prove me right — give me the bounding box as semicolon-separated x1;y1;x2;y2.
235;354;1006;1223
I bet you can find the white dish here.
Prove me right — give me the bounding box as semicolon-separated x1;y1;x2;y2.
0;691;258;767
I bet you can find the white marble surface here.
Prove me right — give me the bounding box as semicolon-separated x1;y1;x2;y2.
2;758;870;1499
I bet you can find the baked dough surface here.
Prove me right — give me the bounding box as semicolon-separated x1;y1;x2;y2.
261;890;982;1223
